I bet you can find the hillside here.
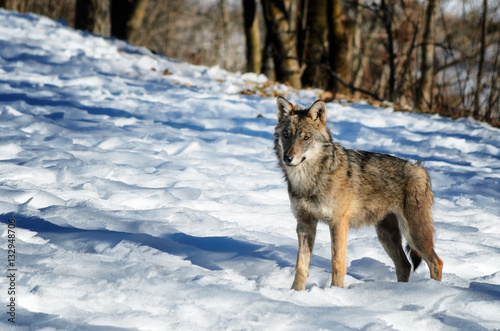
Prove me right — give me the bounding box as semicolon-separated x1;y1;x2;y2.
1;9;500;330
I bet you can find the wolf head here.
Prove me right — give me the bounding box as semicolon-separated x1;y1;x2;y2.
274;97;332;167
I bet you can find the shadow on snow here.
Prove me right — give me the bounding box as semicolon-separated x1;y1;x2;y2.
3;212;500;302
0;212;294;272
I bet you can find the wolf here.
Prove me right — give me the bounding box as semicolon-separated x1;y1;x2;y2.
274;96;443;290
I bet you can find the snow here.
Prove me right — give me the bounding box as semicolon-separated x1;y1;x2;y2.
1;9;500;330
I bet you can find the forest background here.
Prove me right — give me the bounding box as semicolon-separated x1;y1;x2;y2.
1;0;499;126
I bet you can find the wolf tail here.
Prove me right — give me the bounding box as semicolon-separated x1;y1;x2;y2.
403;161;434;272
405;245;422;271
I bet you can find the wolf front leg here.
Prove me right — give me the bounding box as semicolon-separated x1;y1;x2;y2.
291;218;318;291
329;217;349;288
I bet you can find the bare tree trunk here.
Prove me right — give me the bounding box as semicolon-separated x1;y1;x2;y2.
242;0;262;73
0;0;21;11
378;65;390;100
328;0;350;93
261;31;277;81
352;12;378;98
75;0;111;36
126;0;149;44
350;0;363;84
484;38;500;122
301;0;330;89
416;0;438;112
219;0;230;69
110;0;149;44
394;15;420;102
261;0;302;88
473;0;488;118
380;0;395;101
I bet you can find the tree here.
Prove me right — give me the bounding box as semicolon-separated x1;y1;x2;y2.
473;0;488;118
261;0;302;88
242;0;262;74
75;0;111;36
379;0;395;101
110;0;149;44
219;0;230;69
350;0;363;95
0;0;21;11
300;0;330;89
416;0;438;112
327;0;350;94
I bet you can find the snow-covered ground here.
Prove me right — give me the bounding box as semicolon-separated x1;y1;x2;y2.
1;9;500;330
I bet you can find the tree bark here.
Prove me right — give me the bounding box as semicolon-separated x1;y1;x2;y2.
473;0;488;118
378;64;390;100
126;0;149;44
219;0;230;69
352;11;378;98
327;0;350;93
300;0;330;89
242;0;262;73
379;0;395;101
484;40;500;122
0;0;21;11
350;0;363;84
261;0;302;88
261;31;277;81
416;0;438;112
111;0;149;44
75;0;111;36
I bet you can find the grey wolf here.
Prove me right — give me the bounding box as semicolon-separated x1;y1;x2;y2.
274;96;443;290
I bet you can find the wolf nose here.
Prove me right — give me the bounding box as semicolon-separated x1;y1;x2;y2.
283;154;294;165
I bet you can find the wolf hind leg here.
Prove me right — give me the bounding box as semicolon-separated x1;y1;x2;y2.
376;213;411;282
402;205;443;281
403;166;444;281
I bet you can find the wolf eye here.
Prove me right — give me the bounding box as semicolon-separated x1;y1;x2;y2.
283;132;290;138
304;135;310;140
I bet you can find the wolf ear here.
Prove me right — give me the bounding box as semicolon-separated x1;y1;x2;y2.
307;99;327;124
276;96;294;121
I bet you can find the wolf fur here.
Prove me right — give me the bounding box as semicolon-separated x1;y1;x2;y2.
274;96;443;290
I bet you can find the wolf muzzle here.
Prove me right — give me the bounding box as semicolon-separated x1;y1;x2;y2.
283;154;305;167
